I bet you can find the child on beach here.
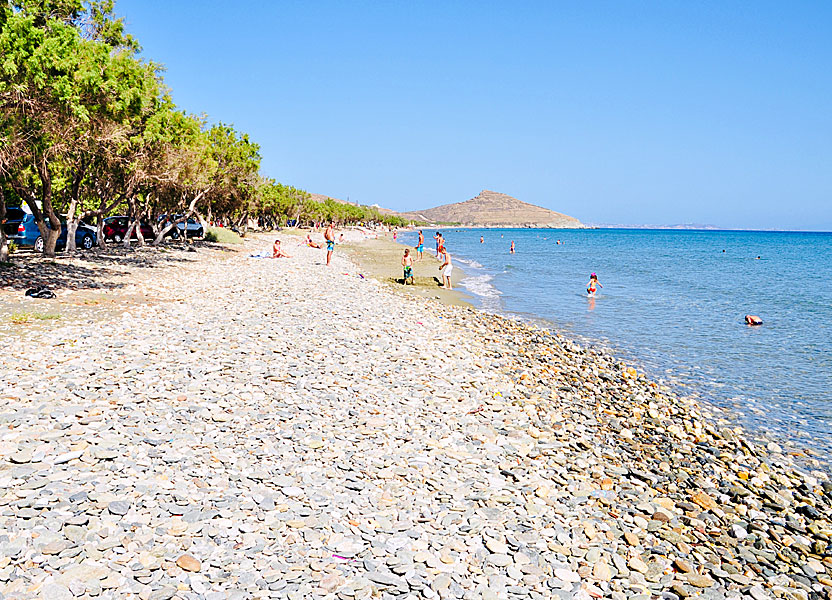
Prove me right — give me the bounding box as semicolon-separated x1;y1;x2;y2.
439;248;453;290
586;273;602;296
401;248;414;285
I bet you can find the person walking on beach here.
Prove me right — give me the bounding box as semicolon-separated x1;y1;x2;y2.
324;222;335;266
510;240;515;254
439;247;453;289
416;230;425;261
401;248;414;285
586;273;602;297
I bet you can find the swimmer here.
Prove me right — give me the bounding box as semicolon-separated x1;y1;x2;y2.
401;248;414;285
745;315;763;326
510;240;515;254
480;236;484;244
586;272;602;297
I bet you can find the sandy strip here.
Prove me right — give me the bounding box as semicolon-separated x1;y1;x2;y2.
0;232;829;599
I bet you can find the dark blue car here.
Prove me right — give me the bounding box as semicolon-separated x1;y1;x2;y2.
9;212;97;252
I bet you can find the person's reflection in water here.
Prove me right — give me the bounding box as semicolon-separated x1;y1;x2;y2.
588;296;596;311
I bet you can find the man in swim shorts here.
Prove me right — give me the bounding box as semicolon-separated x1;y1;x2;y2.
416;230;424;261
324;222;335;266
439;247;453;290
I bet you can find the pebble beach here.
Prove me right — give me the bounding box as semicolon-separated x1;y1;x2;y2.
1;233;831;600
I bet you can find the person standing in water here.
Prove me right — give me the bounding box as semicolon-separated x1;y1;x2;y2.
439;247;453;289
324;222;335;266
586;273;602;297
416;230;425;261
510;240;515;254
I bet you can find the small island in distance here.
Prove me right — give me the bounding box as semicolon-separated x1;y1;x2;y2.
398;190;584;228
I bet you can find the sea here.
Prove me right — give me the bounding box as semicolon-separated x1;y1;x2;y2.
399;228;832;462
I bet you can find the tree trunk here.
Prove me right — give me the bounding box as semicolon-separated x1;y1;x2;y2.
0;188;8;263
65;166;84;254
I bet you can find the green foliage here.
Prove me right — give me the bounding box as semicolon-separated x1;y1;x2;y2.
205;226;243;244
0;0;415;260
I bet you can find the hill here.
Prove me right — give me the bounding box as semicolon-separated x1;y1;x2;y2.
399;190;583;228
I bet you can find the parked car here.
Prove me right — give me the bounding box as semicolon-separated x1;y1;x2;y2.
103;216;156;242
2;207;26;238
9;213;97;251
159;215;204;238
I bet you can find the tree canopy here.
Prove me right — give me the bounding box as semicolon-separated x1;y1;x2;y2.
0;0;411;259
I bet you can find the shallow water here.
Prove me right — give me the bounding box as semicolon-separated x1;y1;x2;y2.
401;228;832;456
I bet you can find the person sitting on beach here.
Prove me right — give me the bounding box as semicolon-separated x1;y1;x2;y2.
305;235;322;249
586;273;602;297
272;239;291;258
439;248;453;290
401;248;414;285
745;314;763;326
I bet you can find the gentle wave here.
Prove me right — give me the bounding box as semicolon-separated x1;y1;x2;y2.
456;257;485;269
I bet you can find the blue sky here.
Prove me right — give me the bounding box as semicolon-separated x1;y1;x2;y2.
116;1;832;230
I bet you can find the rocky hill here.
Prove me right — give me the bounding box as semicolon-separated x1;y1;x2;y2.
401;190;583;228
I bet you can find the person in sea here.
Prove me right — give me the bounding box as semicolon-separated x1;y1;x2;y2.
416;230;425;261
510;240;515;254
324;222;335;266
439;247;453;289
745;314;763;326
436;234;446;262
401;248;414;285
272;239;291;258
433;232;441;258
480;236;484;244
586;273;602;297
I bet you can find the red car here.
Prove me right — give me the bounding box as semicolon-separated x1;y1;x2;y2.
103;216;155;243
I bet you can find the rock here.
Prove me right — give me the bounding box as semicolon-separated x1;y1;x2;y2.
690;491;718;511
9;448;32;463
686;573;715;588
107;501;130;515
176;554;201;572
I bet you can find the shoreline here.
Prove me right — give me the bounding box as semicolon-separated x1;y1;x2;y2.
0;232;830;598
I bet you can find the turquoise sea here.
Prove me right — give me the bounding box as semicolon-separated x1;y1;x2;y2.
400;228;832;460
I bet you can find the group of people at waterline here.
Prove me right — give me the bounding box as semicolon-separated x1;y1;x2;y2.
401;230;453;289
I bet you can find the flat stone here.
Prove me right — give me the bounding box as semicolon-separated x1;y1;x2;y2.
107;501;130;515
176;554;201;572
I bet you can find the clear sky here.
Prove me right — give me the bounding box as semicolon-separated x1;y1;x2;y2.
115;1;832;230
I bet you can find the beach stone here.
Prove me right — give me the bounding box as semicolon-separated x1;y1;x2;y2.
9;449;32;464
107;501;130;516
176;554;201;572
687;573;715;588
40;583;73;600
